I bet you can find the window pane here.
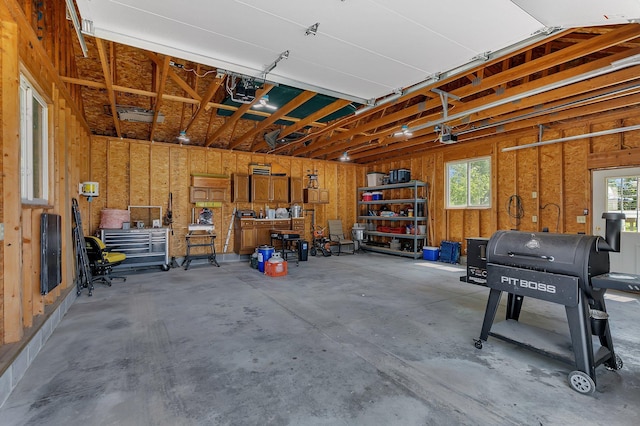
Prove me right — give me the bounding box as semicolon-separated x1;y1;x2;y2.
32;96;45;199
469;159;490;207
448;163;467;206
606;176;639;232
607;178;622;211
19;75;48;203
446;157;491;208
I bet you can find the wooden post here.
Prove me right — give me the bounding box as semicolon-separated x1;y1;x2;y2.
1;19;24;343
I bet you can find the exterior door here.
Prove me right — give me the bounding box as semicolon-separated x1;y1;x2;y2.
592;168;640;274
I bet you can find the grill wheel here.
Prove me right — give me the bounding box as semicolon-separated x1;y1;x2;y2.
568;371;596;395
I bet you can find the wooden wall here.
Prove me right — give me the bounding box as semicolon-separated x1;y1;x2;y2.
88;136;364;256
1;0;90;346
368;107;640;256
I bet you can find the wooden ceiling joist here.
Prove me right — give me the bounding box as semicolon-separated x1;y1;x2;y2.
149;56;171;141
184;73;225;134
95;38;121;137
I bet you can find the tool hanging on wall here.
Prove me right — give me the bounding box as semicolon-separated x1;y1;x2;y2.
164;192;174;235
223;207;237;253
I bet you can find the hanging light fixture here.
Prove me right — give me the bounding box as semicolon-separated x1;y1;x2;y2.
176;130;190;144
393;124;413;137
253;95;277;110
340;151;351;161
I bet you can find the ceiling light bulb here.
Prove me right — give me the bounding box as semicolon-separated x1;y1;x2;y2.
340;151;350;161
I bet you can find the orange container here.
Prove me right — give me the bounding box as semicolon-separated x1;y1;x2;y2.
265;260;288;277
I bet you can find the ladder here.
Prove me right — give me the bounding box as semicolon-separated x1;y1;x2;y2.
72;198;94;296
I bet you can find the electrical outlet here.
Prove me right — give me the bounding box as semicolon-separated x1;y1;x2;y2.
0;223;3;241
577;215;586;224
532;215;538;223
532;191;537;199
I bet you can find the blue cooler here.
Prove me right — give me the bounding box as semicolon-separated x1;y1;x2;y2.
423;246;440;261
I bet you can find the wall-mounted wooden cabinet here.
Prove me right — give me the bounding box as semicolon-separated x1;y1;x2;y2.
304;188;329;204
289;177;304;203
232;173;250;202
251;175;289;204
190;186;226;203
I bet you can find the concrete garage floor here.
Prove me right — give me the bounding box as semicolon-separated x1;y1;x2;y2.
1;253;639;425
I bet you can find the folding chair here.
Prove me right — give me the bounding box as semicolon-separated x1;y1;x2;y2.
328;219;355;255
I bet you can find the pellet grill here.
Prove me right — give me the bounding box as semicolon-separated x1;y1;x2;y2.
475;213;640;395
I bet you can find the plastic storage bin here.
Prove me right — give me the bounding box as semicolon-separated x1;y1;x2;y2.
367;172;385;186
423;246;440;261
438;241;461;264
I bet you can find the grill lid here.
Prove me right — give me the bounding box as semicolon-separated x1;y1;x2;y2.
487;231;608;278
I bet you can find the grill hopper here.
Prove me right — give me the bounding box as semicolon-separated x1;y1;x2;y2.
475;213;640;395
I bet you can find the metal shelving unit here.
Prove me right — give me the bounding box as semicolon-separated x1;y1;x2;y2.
357;181;428;259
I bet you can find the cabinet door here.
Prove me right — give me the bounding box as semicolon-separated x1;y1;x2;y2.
241;227;256;252
318;189;330;204
289;177;304;203
251;175;271;203
209;188;226;202
271;176;289;203
304;188;319;203
190;187;209;203
233;174;250;202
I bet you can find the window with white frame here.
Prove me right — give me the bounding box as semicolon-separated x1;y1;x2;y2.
20;74;48;203
606;176;639;232
446;157;491;208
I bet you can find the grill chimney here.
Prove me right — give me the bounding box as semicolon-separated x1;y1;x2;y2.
598;212;626;252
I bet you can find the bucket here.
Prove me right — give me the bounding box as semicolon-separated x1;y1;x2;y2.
291;204;302;218
418;225;426;235
423;246;440;261
257;245;275;272
590;309;609;336
352;226;364;241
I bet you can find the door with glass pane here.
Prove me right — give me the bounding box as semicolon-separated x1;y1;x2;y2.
592;168;640;274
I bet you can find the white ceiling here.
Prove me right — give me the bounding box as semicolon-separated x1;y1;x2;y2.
75;0;640;104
